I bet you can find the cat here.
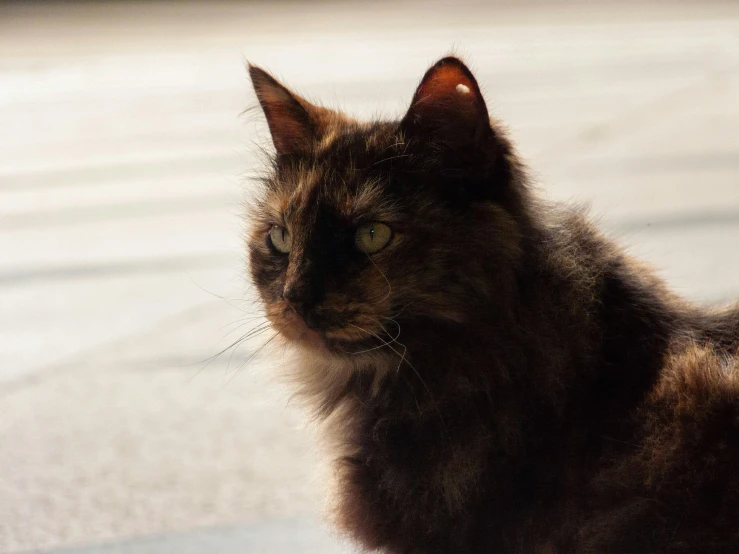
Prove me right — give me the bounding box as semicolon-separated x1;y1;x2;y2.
246;57;739;553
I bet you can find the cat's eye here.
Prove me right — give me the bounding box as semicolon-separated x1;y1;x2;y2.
268;225;291;254
355;222;392;254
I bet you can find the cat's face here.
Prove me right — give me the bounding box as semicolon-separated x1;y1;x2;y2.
248;58;525;358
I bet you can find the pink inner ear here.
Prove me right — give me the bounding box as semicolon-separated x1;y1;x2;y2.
262;102;313;154
415;64;479;109
256;86;312;153
250;65;316;156
403;58;491;143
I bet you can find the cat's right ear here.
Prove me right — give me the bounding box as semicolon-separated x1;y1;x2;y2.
249;64;318;157
401;57;493;152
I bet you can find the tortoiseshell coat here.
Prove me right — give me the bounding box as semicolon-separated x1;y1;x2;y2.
247;57;739;553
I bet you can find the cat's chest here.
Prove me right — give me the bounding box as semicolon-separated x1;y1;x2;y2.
339;430;558;554
334;386;569;552
348;407;491;512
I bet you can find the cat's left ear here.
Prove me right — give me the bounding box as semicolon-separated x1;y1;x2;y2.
401;57;493;149
249;64;320;157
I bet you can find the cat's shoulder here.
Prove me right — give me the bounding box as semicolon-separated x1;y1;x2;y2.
653;340;739;416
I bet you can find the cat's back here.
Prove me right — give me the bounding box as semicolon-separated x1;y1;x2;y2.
647;340;739;480
578;340;739;553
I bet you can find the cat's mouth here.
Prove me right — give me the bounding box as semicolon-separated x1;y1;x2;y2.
271;307;386;356
283;323;379;355
272;314;327;351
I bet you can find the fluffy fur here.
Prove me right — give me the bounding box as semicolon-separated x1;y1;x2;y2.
246;57;739;553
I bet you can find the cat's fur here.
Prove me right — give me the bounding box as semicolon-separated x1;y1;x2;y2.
246;57;739;553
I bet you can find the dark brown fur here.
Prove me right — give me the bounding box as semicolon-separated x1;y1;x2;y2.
246;57;739;553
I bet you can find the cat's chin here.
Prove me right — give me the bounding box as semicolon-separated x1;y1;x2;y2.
280;326;383;360
276;321;328;352
285;330;367;358
272;313;389;359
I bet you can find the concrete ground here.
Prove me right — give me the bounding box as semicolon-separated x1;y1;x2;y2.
1;1;738;552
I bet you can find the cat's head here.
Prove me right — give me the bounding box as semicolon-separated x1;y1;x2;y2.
247;57;529;360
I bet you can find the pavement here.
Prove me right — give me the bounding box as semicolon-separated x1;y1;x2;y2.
1;1;738;552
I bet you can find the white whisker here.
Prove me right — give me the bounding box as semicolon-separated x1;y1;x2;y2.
347;319;402;355
365;252;392;304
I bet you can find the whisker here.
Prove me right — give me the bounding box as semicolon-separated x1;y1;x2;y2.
348;319;402;355
184;321;272;383
349;322;448;439
218;314;268;332
379;316;401;336
348;322;431;418
194;322;272;367
348;323;409;369
186;273;254;313
364;253;392;304
223;321;269;339
378;139;405;155
370;153;412;167
223;331;280;386
226;324;271;370
382;301;415;320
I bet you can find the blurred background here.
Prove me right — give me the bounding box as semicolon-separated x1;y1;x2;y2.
1;0;738;552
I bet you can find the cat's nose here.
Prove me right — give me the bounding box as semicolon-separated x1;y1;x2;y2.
283;286;301;306
291;302;321;331
302;310;321;331
284;290;320;330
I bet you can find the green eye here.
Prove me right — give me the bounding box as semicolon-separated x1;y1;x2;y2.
269;225;291;254
355;222;392;254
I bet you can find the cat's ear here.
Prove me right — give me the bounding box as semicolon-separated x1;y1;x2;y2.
401;57;492;149
249;64;319;156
